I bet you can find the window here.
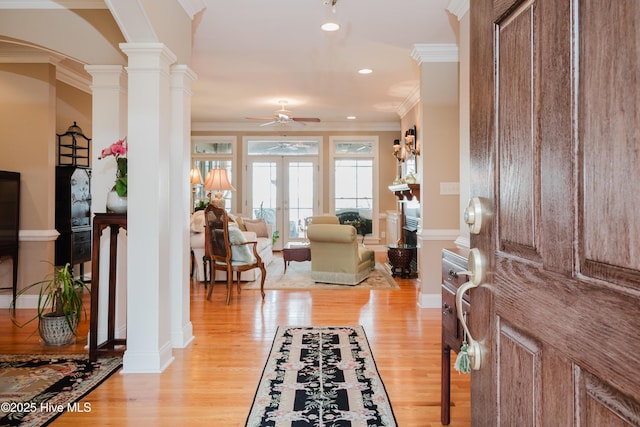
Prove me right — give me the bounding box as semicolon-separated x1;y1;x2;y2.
191;136;236;211
330;137;379;239
334;159;373;212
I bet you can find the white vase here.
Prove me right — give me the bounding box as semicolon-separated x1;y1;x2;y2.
106;190;127;213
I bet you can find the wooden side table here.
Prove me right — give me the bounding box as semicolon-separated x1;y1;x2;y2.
282;242;311;272
441;248;470;425
89;213;127;362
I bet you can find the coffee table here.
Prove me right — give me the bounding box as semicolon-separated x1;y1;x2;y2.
283;242;311;273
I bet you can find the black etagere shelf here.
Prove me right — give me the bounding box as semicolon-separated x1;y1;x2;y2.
57;122;91;167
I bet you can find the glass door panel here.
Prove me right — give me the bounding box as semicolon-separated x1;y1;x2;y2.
250;160;278;228
249;157;317;249
287;160;315;241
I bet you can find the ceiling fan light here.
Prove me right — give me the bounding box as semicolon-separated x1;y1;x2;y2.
321;22;340;32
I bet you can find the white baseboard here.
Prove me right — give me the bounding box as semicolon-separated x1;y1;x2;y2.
418;292;441;309
121;341;175;374
171;323;195;349
0;294;39;309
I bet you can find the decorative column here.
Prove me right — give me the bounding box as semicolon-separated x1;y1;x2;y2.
169;64;197;348
120;43;176;373
85;65;128;213
85;65;128;345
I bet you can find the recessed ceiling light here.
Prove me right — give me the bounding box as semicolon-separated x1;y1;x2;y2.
347;116;356;120
358;68;373;75
321;22;340;31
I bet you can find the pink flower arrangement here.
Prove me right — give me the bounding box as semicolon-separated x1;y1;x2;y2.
99;137;128;197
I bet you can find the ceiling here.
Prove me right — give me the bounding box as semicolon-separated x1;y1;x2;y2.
189;0;459;129
0;0;460;130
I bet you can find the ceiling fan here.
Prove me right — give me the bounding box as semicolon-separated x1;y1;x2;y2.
246;100;320;126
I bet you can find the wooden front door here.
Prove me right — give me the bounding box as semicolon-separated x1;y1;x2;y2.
469;0;640;425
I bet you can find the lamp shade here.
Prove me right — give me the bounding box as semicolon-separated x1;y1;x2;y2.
204;169;235;209
204;168;235;192
190;167;203;185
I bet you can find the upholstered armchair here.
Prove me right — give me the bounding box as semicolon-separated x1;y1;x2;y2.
306;223;375;285
306;215;340;225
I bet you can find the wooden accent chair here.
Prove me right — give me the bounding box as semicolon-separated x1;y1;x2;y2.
203;204;266;304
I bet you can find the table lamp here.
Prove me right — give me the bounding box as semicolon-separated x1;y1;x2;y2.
204;168;235;208
189;167;203;212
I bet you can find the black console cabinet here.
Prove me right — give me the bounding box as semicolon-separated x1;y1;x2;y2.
55;166;91;271
0;171;20;300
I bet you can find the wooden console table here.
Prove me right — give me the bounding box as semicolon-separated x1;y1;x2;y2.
441;248;470;425
89;213;127;362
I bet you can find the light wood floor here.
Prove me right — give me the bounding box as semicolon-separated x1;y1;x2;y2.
0;253;470;426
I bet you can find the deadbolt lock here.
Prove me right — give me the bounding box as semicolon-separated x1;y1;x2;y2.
464;197;484;234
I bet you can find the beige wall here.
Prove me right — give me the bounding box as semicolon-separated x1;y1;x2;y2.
0;63;57;290
422;104;460;228
56;82;93;141
0;63;92;294
406;60;460;303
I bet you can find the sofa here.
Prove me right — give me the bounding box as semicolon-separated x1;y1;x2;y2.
190;210;273;282
306;222;375;285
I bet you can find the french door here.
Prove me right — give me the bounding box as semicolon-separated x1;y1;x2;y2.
248;156;318;250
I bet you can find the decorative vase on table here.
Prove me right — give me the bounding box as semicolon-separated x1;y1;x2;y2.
99;137;128;214
106;190;127;213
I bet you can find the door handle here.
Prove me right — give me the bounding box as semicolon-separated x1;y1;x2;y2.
454;248;484;372
455;281;482;372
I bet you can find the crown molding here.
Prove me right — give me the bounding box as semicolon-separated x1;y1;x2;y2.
177;0;206;19
191;121;401;133
57;65;92;93
446;0;470;21
0;0;106;9
396;85;420;119
411;44;459;63
0;46;91;92
0;51;59;64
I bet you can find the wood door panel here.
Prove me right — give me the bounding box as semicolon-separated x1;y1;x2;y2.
576;368;640;426
498;323;542;426
497;3;539;260
542;350;574;427
494;257;640;401
537;0;574;273
580;0;640;286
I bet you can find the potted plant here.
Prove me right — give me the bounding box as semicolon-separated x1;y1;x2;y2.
10;263;90;346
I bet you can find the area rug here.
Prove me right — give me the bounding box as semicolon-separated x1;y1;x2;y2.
243;259;399;291
246;325;397;427
0;354;122;427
